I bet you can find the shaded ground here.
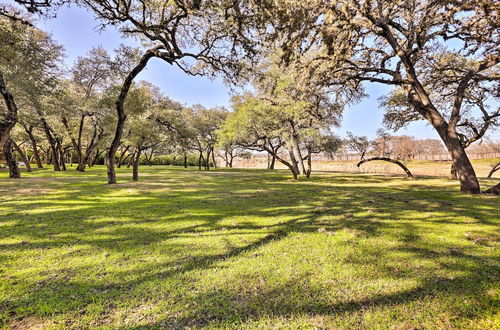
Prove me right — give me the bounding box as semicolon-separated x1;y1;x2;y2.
0;166;499;329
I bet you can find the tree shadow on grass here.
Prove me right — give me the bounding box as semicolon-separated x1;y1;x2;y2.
0;167;498;327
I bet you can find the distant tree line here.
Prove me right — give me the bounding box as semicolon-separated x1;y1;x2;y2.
1;0;499;194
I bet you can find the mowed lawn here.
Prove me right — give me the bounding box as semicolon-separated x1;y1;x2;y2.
0;166;499;329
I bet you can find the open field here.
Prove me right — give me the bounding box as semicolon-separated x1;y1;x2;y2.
233;157;500;178
0;166;499;328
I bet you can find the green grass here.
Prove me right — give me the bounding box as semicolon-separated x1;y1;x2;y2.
0;166;499;329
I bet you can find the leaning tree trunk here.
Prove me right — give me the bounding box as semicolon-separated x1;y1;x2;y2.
106;48;157;184
11;139;32;172
405;84;480;193
0;71;18;152
4;139;20;178
357;157;414;179
446;136;480;193
288;149;300;179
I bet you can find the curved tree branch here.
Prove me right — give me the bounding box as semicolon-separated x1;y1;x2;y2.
357;157;414;179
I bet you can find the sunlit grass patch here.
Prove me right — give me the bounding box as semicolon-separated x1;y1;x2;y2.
0;165;498;328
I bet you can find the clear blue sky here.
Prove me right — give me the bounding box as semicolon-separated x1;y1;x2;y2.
36;4;497;141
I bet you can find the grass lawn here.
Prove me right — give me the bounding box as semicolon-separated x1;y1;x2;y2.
0;166;499;329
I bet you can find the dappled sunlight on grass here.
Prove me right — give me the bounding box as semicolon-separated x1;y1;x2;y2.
0;165;498;328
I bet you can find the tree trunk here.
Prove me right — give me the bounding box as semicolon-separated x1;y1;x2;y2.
46;147;52;165
198;152;203;170
205;149;210;170
37;110;60;171
211;147;217;169
117;146;130;168
447;138;480;193
22;124;43;168
0;71;18;152
62;114;85;172
11;139;32;172
147;149;154;166
120;153;132;168
106;49;157;184
4;139;20;178
269;153;276;170
305;151;312;178
127;152;135;168
450;163;458;179
357;157;414;179
288;149;300;178
405;84;480;193
291;135;306;175
184;153;188;168
55;138;66;171
228;152;233;168
132;147;142;182
92;149;104;166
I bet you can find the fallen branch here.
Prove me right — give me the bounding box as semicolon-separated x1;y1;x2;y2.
357;157;414;179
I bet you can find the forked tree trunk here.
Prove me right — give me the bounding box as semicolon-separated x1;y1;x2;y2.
37;111;60;171
62;114;85;172
11;139;32;172
106;49;157;184
4;139;20;178
357;157;414;179
269;153;276;169
56;139;66;171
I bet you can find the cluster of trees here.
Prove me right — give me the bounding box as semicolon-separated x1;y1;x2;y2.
1;0;499;194
345;130;446;161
